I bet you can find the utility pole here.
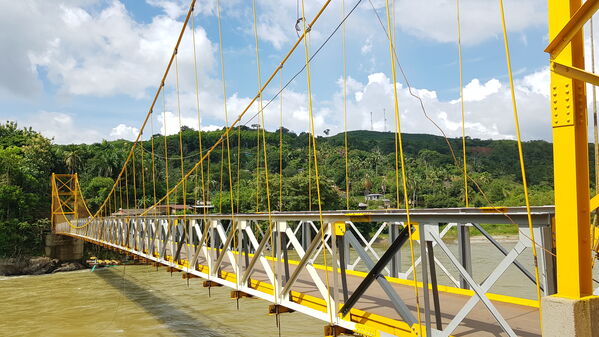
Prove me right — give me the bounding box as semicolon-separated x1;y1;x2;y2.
370;111;373;131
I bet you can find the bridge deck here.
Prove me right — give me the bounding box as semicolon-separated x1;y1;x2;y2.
57;207;551;336
69;232;540;337
208;255;540;337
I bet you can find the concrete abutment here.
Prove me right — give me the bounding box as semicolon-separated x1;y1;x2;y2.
541;295;599;337
45;234;83;261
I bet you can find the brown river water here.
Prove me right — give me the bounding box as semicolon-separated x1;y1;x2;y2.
1;240;598;336
0;265;324;337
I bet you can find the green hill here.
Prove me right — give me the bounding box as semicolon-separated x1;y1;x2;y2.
0;121;575;256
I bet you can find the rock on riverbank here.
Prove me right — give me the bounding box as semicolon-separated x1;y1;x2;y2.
0;257;87;276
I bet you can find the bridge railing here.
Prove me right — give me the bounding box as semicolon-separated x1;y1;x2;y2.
55;206;554;336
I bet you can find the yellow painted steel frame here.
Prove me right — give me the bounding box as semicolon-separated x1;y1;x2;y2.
547;0;595;298
52;174;80;229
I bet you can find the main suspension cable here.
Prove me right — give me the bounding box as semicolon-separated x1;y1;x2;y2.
68;0;199;229
240;0;363;129
138;0;335;220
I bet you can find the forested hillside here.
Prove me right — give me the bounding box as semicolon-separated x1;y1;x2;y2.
0;121;577;257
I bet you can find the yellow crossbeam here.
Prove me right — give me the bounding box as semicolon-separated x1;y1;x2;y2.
552;61;599;86
545;0;599;58
591;194;599;212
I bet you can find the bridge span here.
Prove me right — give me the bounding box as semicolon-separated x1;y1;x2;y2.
47;0;599;334
52;174;556;337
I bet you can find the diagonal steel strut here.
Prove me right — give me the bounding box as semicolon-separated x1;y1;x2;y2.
340;226;416;326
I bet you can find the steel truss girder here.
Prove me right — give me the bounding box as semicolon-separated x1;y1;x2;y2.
54;207;555;337
57;219;356;332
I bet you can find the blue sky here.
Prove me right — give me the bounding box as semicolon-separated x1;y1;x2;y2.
0;0;566;144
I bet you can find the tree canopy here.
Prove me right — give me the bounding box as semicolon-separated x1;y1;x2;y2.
0;121;569;257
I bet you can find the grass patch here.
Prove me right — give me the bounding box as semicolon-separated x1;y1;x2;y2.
370;223;519;242
442;223;519;240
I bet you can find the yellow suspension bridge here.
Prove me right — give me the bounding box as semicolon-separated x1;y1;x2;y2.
50;0;599;336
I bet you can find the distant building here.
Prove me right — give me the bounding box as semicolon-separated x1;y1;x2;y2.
365;193;383;201
191;201;214;212
156;204;193;214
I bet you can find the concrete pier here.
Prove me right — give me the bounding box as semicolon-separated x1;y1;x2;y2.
542;295;599;337
45;234;83;261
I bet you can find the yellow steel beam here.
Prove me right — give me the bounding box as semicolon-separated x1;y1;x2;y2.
548;0;594;298
551;61;599;87
591;194;599;212
545;0;599;58
56;179;73;192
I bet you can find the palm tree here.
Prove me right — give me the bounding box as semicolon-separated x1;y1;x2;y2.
89;141;124;178
64;151;81;173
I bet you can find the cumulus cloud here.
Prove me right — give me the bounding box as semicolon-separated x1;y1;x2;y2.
109;124;140;141
320;68;552;140
18;111;103;144
1;0;216;99
393;0;546;45
146;0;188;19
0;0;549;101
450;78;502;103
153;110;221;136
20;68;552;145
156;111;198;135
236;0;547;53
0;0;557;146
183;68;551;142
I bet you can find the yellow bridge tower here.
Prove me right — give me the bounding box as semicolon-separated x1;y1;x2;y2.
544;0;599;335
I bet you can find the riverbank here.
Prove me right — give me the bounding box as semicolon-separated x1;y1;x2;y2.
0;256;87;276
374;231;519;245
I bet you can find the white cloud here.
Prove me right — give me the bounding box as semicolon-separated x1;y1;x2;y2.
243;0;546;52
16;111;103;144
393;0;546;45
2;0;216;99
450;78;502;103
320;69;552;141
202;124;221;131
0;0;557;146
109;124;139;140
156;111;199;136
519;67;549;96
146;0;188;19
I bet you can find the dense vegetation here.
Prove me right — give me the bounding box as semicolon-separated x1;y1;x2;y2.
0;122;56;256
0;121;581;258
